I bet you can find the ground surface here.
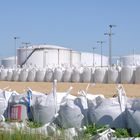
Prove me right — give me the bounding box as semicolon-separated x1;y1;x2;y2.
0;81;140;98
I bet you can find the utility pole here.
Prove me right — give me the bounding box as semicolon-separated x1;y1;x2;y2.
133;48;135;66
14;37;20;66
97;41;105;67
22;42;30;64
92;47;96;67
104;25;116;67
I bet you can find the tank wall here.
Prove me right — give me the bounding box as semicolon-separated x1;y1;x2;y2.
71;52;81;66
1;59;15;68
59;50;70;66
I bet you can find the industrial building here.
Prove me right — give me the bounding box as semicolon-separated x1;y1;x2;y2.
17;44;109;68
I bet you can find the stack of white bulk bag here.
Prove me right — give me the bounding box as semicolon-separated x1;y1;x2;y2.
82;68;91;83
32;92;56;125
45;68;53;82
121;66;134;84
126;99;140;134
6;69;13;81
0;69;7;81
71;69;81;83
12;69;20;81
135;66;140;83
94;68;107;83
53;68;63;82
62;68;72;82
108;68;120;83
36;69;46;82
19;69;28;82
27;69;36;82
56;99;84;128
89;97;126;128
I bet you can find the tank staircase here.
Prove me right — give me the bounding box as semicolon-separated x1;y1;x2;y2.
21;48;45;67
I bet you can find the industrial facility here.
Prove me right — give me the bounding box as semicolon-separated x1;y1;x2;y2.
16;44;109;68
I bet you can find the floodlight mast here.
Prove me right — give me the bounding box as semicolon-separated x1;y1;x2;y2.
97;41;105;67
104;25;116;67
14;37;20;66
92;47;96;67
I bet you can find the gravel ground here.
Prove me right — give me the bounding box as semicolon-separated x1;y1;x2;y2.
0;81;140;97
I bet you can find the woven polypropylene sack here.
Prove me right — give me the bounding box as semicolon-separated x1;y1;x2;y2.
36;69;46;82
27;69;36;82
121;67;134;84
108;68;120;83
94;68;107;83
0;69;7;81
71;69;81;83
82;68;91;83
53;68;63;82
62;68;72;82
44;69;53;82
19;69;28;82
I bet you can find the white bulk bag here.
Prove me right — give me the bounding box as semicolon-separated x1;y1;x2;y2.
27;69;36;82
89;97;126;128
0;98;7;115
12;70;20;81
108;68;120;83
44;68;53;82
32;93;56;125
0;69;7;81
82;68;91;83
135;66;140;84
57;99;84;128
36;69;46;82
53;68;63;82
94;68;107;83
121;67;134;84
126;99;140;134
71;69;81;83
6;70;13;81
62;68;72;82
19;69;28;82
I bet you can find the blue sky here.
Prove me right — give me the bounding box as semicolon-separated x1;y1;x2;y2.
0;0;140;58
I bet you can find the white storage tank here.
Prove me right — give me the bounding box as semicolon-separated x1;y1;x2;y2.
81;52;109;67
120;55;140;66
1;56;15;68
17;45;72;68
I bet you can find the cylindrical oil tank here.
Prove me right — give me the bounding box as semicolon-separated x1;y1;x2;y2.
1;57;15;68
120;55;140;66
71;51;81;66
17;45;72;68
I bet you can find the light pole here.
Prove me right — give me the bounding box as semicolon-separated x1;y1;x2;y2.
133;48;135;66
14;37;20;66
22;42;30;64
92;47;96;67
97;41;105;67
104;25;116;67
